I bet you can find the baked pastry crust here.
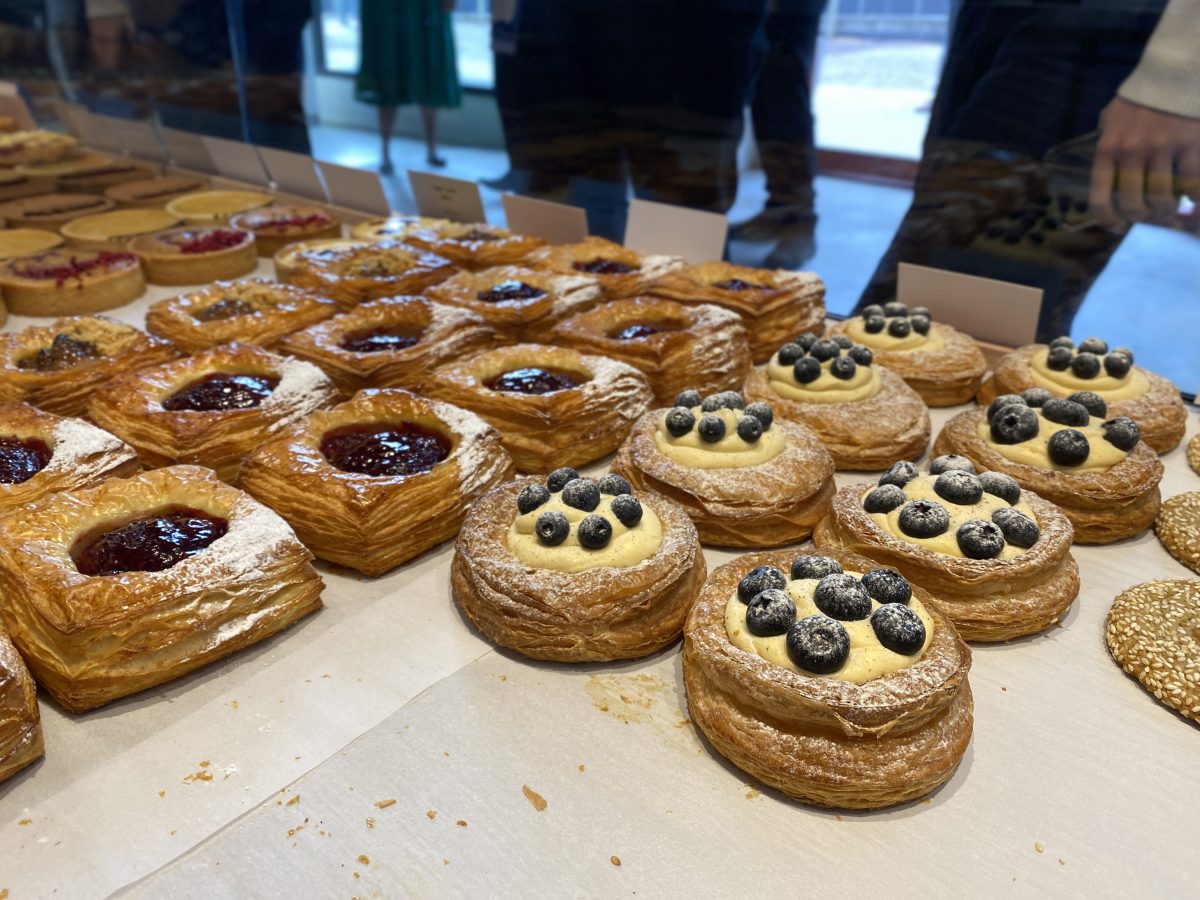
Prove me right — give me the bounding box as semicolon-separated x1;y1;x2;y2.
273;238;368;282
402;221;545;270
60;209;182;249
241;389;515;575
979;343;1186;454
1155;492;1200;575
0;130;77;166
0;316;176;416
650;262;826;363
0;247;145;316
288;239;457;309
277;295;495;395
0;192;115;229
229;204;343;257
164;190;273;225
54;160;152;194
145;277;338;353
549;297;752;405
0;227;64;261
425;343;653;472
683;548;972;808
0;629;42;783
528;237;685;299
129;226;257;285
0;402;139;513
348;214;445;241
452;479;705;661
1189;433;1200;476
425;265;602;340
14;151;114;180
933;406;1164;543
0;465;324;713
88;343;338;482
0;170;55;203
104;175;210;209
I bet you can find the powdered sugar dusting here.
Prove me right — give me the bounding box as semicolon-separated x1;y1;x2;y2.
48;417;129;471
263;356;338;431
180;491;299;585
427;398;511;493
640;255;687;280
548;273;603;317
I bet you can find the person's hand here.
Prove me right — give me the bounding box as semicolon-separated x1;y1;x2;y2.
1090;97;1200;229
88;14;134;70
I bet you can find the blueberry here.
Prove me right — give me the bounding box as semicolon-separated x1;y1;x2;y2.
848;344;873;366
674;389;702;408
809;338;841;362
871;605;926;655
929;454;977;475
786;616;850;674
518;483;551;514
898;499;950;539
992;507;1040;548
793;357;821;384
1020;388;1053;408
956;518;1006;559
746;589;797;637
796;333;819;351
879;460;919;488
987;394;1027;423
888;317;911;338
813;573;872;621
861;304;885;318
863;314;885;334
561;478;601;511
1110;346;1135;364
1049;336;1075;350
1042;398;1090;427
1066;391;1106;418
790;555;844;581
737;564;788;604
577;514;612;549
862;568;912;605
744;402;773;430
547;468;580;492
1046;346;1073;371
863;484;907;514
665;407;696;437
609;494;643;527
698;414;726;443
934;470;984;505
777;342;805;365
911;306;931;317
1071;352;1101;379
990;404;1040;444
1078;337;1108;355
830;356;858;380
1047;429;1090;466
883;302;908;316
1101;416;1141;452
535;511;569;545
910;314;931;335
979;471;1021;505
736;415;762;443
830;335;852;350
1103;353;1132;378
597;474;632;496
701;391;744;411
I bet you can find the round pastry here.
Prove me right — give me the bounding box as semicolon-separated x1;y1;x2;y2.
241;388;514;576
229;204;343;257
0;169;54;203
0;629;42;783
744;333;931;470
425;264;602;340
53;159;152;194
349;214;445;241
933;392;1164;543
979;337;1186;454
145;277;338;353
15;151;114;180
287;239;457;309
104;175;210;209
1155;492;1200;575
88;343;338;482
452;471;705;661
0;316;176;416
128;225;257;285
0;192;115;230
0;130;77;166
683;549;972;808
612;390;835;546
164;189;273;225
649;261;826;364
828;303;986;406
59;208;182;249
277;295;494;395
425;343;653;473
1106;579;1200;724
0;228;64;261
528;236;685;299
273;238;368;282
549;297;751;406
1189;433;1200;476
401;220;544;270
0;247;145;316
814;456;1079;641
0;401;139;513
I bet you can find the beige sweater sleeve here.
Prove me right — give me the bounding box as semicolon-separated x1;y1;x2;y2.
1118;0;1200;119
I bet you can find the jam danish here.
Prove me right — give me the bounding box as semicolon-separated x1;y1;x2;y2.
528;236;684;299
0;630;42;783
288;239;457;309
402;221;545;270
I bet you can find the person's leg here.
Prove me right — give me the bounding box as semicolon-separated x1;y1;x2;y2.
420;105;445;167
377;105;397;174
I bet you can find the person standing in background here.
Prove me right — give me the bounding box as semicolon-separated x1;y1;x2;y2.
356;0;462;173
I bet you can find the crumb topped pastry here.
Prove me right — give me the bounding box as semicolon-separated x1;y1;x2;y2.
1154;492;1200;576
0;247;144;316
349;214;446;241
287;239;457;309
273;238;369;282
0;129;77;166
528;237;685;299
128;225;257;285
230;204;343;257
402;220;545;270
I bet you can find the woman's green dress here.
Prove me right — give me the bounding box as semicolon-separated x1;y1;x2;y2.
355;0;463;108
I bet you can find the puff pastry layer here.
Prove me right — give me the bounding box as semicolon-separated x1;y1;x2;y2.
0;629;42;783
288;239;457;309
402;221;545;270
528;237;684;299
425;265;601;340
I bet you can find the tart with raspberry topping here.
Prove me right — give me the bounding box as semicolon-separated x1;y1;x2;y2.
230;204;343;257
0;247;145;316
128;225;257;285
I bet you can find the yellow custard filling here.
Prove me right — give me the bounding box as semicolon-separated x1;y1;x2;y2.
508;493;662;574
654;406;783;469
767;355;881;403
1028;349;1149;401
61;208;180;241
725;571;933;684
166;191;273;222
978;412;1128;474
843;316;945;353
0;228;63;260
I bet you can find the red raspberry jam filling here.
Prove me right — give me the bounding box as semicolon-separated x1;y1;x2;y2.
258;213;333;233
193;297;257;322
162;372;279;412
71;505;229;576
573;258;637;275
174;229;248;254
608;321;684;340
485;367;579;394
712;278;765;291
0;436;52;484
16;333;102;371
476;279;546;303
320;422;451;476
11;250;136;287
339;327;421;353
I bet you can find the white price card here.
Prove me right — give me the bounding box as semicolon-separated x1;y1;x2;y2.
502;194;588;244
624;198;727;264
318;161;390;216
201;136;269;185
408;170;486;223
897;262;1043;348
258;146;327;201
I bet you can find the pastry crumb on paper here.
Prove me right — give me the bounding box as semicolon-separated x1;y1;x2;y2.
522;784;547;812
456;819;468;827
357;855;370;865
426;810;437;820
374;799;396;809
1035;842;1045;854
610;856;622;867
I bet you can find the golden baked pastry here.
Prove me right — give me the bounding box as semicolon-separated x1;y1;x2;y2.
0;169;54;203
165;189;273;225
452;470;705;660
814;456;1079;641
744;333;930;470
649;261;826;364
287;239;457;309
425;343;653;472
88;343;338;482
528;236;685;299
0;192;115;229
829;302;987;406
979;337;1186;453
1106;579;1200;724
229;204;343;257
0;246;145;316
273;238;368;282
402;221;545;270
0;629;42;783
105;175;210;209
15;151;113;180
54;159;151;194
0;402;138;513
0;465;324;713
683;549;972;808
349;214;445;241
612;390;835;546
60;208;182;249
0;316;176;416
933;391;1164;543
1189;433;1200;476
241;389;514;575
0;227;63;261
145;277;337;353
277;295;494;395
128;225;257;286
0;130;77;166
425;264;602;340
548;297;752;405
1155;492;1200;575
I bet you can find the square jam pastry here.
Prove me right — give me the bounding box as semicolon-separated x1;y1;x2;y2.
401;221;545;270
287;239;457;309
528;236;684;300
0;629;42;783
